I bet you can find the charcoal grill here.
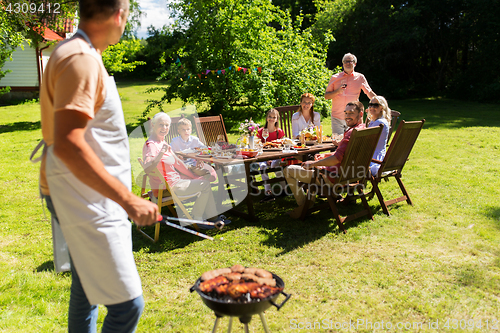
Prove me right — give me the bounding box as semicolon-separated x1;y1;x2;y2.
190;273;291;332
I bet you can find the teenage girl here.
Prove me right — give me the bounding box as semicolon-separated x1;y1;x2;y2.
257;109;287;202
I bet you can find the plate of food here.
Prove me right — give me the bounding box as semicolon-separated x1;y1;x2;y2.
238;148;259;157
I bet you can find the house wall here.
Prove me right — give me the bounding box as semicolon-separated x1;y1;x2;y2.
0;41;39;88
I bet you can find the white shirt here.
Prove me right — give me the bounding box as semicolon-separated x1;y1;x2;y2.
291;111;321;138
170;135;205;152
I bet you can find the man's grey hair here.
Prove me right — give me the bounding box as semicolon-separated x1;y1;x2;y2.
342;53;357;64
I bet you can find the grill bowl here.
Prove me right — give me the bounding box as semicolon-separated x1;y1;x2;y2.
190;273;291;317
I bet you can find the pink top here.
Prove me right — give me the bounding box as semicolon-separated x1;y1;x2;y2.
142;139;201;196
257;127;285;142
325;71;373;119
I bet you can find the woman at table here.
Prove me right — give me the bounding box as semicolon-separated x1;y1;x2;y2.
367;96;390;175
291;93;321;139
256;108;286;202
142;112;223;227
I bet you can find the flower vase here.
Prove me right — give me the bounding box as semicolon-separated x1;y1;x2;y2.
248;135;255;149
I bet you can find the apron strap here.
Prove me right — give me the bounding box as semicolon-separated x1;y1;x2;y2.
30;139;46;163
29;139;47;215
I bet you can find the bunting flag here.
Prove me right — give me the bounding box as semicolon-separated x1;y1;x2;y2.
172;57;263;81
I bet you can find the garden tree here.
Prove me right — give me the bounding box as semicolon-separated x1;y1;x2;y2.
272;0;317;30
0;0;143;83
101;38;145;75
0;0;77;94
122;0;144;39
146;0;335;122
312;0;500;101
122;26;183;80
0;7;25;93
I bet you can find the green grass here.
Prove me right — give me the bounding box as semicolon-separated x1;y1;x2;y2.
1;83;499;332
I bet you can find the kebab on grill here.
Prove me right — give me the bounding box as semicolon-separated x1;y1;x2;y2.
198;265;282;300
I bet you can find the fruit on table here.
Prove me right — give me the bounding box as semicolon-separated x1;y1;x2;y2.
219;143;238;150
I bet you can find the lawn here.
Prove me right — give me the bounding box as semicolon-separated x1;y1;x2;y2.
0;82;499;332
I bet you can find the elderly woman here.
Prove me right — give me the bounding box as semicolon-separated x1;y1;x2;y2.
366;96;391;175
142;112;224;226
291;93;321;139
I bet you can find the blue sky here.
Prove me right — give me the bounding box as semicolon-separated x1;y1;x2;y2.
136;0;174;39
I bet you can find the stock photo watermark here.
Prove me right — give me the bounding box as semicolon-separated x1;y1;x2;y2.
290;318;499;331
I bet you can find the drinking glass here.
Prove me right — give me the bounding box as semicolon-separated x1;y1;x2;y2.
283;142;292;153
341;79;347;96
262;128;269;142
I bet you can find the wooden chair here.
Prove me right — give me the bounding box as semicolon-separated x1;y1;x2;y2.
137;158;200;242
274;105;299;139
365;110;401;145
299;125;384;233
388;110;401;143
368;119;425;216
194;115;228;145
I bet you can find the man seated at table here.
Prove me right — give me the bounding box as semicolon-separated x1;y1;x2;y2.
283;101;366;219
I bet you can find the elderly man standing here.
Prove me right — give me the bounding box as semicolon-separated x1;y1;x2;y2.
324;53;376;136
284;101;366;218
39;0;158;331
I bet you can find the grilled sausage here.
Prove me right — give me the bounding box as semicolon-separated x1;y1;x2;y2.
243;267;272;279
254;269;273;279
223;272;242;282
241;273;260;282
201;268;232;281
230;264;245;273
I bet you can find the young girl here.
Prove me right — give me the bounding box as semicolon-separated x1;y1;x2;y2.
291;93;321;139
257;109;287;202
367;96;391;175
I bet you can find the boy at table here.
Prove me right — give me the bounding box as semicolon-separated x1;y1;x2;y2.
283;101;366;218
169;117;217;179
170;117;206;154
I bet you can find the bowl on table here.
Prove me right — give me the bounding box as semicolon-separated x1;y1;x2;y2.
239;149;259;158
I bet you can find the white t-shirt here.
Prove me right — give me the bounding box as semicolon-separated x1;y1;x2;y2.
170;135;205;152
291;111;321;138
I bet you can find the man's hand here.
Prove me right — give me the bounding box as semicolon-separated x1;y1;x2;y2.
301;160;316;170
123;194;159;227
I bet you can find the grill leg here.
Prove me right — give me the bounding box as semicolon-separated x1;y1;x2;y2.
239;315;252;333
259;312;271;333
227;317;233;333
212;316;220;333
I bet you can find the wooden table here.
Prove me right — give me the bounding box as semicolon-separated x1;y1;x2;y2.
177;143;336;221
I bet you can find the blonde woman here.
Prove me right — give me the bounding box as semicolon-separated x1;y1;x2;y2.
367;96;391;175
291;93;321;139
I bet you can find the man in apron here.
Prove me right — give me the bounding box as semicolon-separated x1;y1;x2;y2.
39;0;158;331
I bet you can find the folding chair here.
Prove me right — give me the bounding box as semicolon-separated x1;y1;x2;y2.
299;125;383;233
194;114;229;145
137;158;200;242
387;110;401;143
274;105;299;139
368;119;425;216
366;110;401;145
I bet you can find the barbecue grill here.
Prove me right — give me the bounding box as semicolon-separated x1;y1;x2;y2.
190;272;291;332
